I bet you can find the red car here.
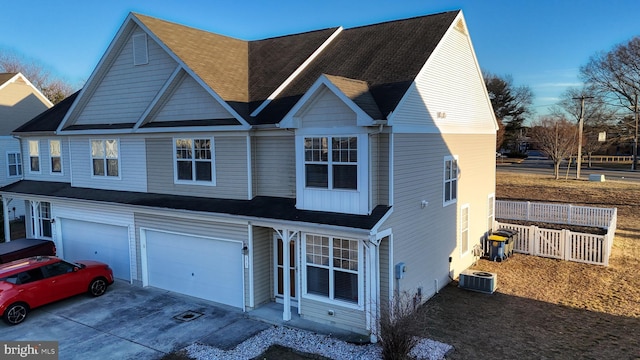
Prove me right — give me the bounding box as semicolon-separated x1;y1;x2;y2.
0;256;114;325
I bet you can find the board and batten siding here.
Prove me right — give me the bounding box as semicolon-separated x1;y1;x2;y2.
21;137;72;183
391;21;495;134
146;136;248;199
300;87;357;128
73;28;178;126
251;226;273;308
252;134;295;198
69;136;147;192
152;74;233;122
133;213;249;294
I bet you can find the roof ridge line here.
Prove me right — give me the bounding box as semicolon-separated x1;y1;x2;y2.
249;26;344;118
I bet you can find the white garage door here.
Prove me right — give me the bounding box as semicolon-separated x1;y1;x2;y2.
144;230;243;308
60;219;130;280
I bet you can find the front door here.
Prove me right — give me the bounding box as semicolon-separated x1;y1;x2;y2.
274;235;297;303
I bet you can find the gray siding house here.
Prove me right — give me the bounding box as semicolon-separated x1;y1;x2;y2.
0;10;497;339
0;73;52;219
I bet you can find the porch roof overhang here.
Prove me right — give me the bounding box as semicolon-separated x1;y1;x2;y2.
1;180;390;231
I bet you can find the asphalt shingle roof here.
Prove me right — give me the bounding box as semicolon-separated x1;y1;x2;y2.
0;180;390;230
13;91;79;134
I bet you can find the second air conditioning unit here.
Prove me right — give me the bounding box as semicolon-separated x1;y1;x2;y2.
458;269;497;294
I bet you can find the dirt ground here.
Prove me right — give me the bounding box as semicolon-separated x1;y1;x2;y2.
417;173;640;359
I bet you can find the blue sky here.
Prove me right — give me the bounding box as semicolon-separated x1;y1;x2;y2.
2;0;639;116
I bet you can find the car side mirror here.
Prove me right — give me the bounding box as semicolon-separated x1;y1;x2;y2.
73;267;79;272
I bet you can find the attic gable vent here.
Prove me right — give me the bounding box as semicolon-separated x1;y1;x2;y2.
133;33;149;65
454;19;467;35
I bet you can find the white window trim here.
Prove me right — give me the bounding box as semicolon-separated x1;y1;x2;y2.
443;155;459;207
28;140;41;174
303;135;359;191
460;203;470;256
49;139;63;176
301;233;364;310
173;137;216;186
90;139;121;179
6;151;22;178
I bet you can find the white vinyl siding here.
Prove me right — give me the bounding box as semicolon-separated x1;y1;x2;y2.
251;227;273;308
71;28;177;127
152;75;233;122
146;136;248;199
299;87;357;128
390;19;495;134
253;135;296;198
0;78;51;134
21;138;71;182
70;137;147;192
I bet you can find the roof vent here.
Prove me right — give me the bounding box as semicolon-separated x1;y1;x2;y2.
133;33;148;66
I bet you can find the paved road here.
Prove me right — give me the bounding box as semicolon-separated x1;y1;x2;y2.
497;155;640;182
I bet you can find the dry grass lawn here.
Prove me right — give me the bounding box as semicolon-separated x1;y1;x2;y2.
417;173;640;359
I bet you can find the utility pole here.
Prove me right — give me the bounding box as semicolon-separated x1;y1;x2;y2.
633;93;638;171
573;95;592;179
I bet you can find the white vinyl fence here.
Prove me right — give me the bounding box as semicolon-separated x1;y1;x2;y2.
494;201;617;266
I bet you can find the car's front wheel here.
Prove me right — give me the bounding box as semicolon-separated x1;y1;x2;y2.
88;278;108;297
3;303;29;325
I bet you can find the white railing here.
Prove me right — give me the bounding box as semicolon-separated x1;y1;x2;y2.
494;201;617;266
496;201;615;228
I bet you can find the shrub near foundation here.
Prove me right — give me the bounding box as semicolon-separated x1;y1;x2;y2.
376;292;421;360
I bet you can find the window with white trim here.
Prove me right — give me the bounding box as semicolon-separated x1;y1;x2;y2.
7;152;22;177
29;140;40;172
50;140;62;174
174;138;214;183
443;156;458;205
31;201;52;238
304;136;357;190
91;139;119;177
305;234;359;303
461;204;469;255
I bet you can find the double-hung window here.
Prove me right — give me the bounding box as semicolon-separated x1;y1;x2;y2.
444;156;458;205
175;138;214;183
304;136;357;190
50;140;62;174
461;204;470;255
91;139;119;177
29;140;40;173
7;152;22;177
305;234;359;303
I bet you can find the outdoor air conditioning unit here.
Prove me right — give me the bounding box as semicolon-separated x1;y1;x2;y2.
458;269;497;294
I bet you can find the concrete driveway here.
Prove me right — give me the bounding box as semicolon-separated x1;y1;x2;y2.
0;280;271;359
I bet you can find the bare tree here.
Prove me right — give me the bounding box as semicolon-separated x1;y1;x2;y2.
580;37;640;169
530;116;578;179
0;50;75;104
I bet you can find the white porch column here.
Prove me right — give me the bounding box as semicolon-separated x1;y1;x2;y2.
2;197;10;241
30;201;39;238
282;229;291;321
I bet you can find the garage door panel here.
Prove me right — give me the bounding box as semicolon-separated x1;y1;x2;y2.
61;219;130;280
145;230;243;308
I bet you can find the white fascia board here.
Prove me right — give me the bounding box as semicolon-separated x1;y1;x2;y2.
279;74;373;128
251;27;344;118
0;73;53;108
132;16;251;130
134;124;252;134
57;14;139;133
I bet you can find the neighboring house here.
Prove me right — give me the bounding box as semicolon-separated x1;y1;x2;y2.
0;10;497;338
0;73;53;220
